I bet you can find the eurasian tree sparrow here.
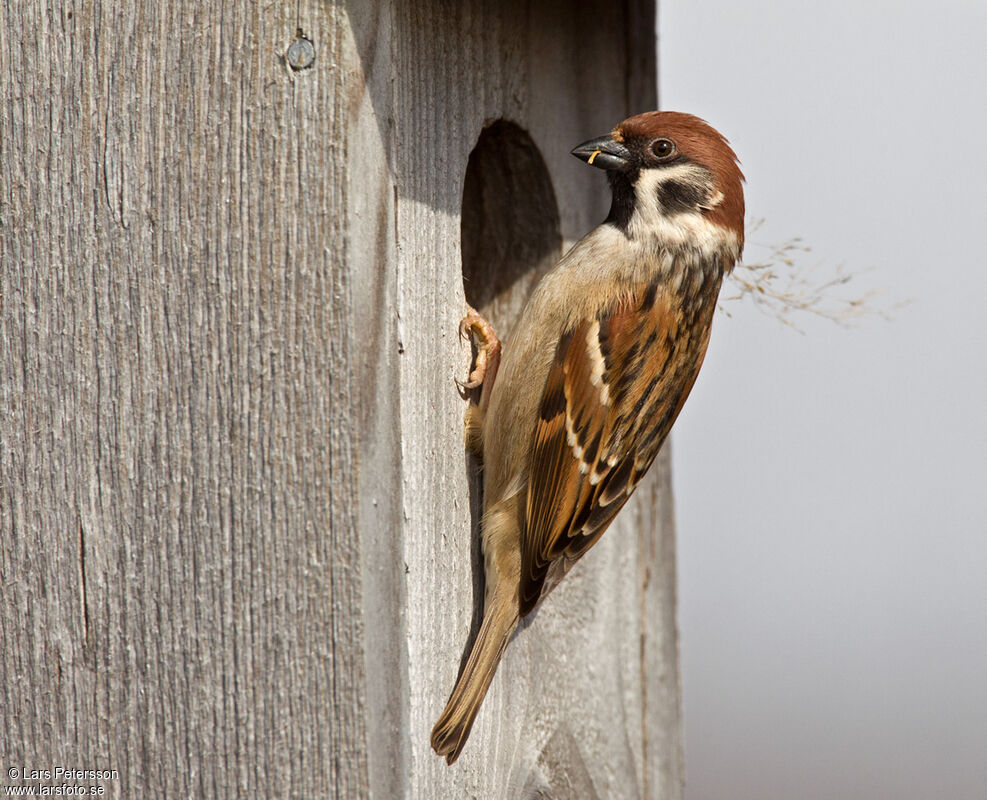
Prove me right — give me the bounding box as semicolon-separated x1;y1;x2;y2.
432;111;745;763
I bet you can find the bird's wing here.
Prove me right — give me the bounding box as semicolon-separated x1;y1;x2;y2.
519;279;712;614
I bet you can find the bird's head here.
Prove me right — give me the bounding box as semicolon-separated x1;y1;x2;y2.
572;111;745;256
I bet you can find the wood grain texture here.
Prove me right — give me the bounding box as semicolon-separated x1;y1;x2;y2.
1;0;681;797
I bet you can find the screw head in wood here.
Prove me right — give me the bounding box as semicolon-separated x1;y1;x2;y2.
287;29;315;71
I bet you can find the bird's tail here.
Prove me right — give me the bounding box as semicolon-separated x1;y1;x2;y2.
430;600;519;764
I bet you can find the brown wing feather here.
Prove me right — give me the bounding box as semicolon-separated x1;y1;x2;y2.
520;275;718;615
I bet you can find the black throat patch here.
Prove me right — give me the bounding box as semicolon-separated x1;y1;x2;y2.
605;170;638;231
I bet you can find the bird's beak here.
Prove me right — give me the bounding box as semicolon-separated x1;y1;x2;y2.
571;135;633;172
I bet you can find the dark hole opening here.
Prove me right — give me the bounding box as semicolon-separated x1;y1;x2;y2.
461;120;562;335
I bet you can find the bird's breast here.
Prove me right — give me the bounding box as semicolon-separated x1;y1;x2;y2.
481;235;728;508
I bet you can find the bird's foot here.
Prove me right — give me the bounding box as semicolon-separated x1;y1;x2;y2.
457;306;501;391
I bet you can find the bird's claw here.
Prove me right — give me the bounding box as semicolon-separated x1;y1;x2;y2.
458;306;501;392
455;374;482;391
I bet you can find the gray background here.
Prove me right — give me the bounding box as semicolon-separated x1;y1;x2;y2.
658;1;987;798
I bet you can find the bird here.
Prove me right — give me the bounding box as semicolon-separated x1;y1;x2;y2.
431;111;745;763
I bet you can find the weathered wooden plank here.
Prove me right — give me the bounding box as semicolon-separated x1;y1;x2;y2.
2;1;366;797
371;0;680;796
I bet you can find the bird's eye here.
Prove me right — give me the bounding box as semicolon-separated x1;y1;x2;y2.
651;138;676;160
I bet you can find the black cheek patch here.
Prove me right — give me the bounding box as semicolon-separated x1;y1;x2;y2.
655;178;708;214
